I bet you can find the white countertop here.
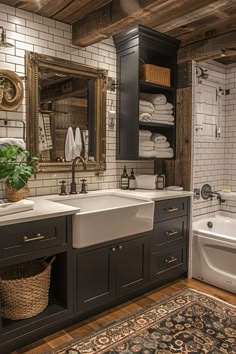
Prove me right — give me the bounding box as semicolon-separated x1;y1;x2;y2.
0;188;192;226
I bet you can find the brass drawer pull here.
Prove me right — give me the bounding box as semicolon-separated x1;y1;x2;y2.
165;207;179;212
23;233;45;242
165;229;178;236
165;256;178;264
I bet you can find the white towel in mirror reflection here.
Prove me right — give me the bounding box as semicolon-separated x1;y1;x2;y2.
65;127;83;161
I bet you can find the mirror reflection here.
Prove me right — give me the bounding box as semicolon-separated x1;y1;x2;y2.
39;71;92;163
26;51;107;172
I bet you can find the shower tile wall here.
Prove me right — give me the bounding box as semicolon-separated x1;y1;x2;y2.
222;63;236;213
192;60;226;217
0;4;153;198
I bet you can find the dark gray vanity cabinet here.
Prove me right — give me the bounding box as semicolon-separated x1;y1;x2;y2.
0;216;74;354
76;233;151;314
151;197;189;283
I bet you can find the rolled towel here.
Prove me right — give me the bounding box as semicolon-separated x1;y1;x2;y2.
154;102;173;110
0;138;26;149
139;151;156;158
139;112;152;122
140;93;167;105
154;141;170;148
151;133;167;143
139;140;154;148
139;130;152;138
136;174;157;189
152;113;174;122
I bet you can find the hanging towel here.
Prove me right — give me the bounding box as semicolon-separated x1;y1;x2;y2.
140;93;167;105
65;127;74;161
152;113;175;122
39;113;48;152
73;127;82;158
151;133;167;143
82;129;89;159
136;175;157;189
139;112;152;122
0;138;26;149
154;102;173;110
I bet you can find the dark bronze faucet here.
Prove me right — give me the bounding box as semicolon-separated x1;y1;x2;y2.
70;156;87;194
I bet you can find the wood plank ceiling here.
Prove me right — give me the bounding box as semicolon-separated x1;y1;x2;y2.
0;0;236;64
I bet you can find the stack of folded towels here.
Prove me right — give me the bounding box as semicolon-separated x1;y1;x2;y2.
139;93;174;125
139;130;173;158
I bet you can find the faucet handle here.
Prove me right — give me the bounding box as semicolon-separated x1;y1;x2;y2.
59;180;67;195
79;179;88;194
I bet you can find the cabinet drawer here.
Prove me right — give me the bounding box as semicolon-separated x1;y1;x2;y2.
151;245;186;277
153;216;187;247
154;198;188;222
0;217;66;259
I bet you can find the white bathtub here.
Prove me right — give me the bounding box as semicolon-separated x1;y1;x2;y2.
192;214;236;294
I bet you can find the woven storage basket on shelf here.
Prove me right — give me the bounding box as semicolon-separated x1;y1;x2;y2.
0;257;55;320
141;64;171;87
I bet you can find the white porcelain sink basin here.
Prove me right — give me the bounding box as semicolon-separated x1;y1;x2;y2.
54;193;154;248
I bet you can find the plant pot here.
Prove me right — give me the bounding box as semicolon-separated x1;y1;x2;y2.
5;183;29;202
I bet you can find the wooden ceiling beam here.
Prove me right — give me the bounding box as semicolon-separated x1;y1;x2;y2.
72;0;174;46
178;30;236;63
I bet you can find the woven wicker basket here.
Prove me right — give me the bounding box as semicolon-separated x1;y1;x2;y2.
0;257;55;320
141;64;171;87
5;183;29;202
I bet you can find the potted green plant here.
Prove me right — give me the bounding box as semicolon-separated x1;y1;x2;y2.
0;144;38;202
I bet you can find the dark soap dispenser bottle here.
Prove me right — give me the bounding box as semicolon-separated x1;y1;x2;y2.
129;168;136;190
120;165;129;189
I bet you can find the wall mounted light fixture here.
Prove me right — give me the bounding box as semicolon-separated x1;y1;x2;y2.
0;26;14;48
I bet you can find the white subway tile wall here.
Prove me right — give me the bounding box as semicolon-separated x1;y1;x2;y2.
0;5;154;198
192;60;226;217
193;60;236;216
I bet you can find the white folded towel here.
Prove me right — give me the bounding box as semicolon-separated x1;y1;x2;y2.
136;174;157;189
154;147;171;152
139;151;156;158
153;109;173;115
139;140;154;148
0;138;26;149
152;113;175;122
139;99;154;110
154;102;173;110
73;127;82;158
154;148;174;158
139;106;154;114
65;127;74;161
0;199;35;216
140;93;167;105
139;130;152;138
139;112;152;122
151;133;167;143
154;141;170;148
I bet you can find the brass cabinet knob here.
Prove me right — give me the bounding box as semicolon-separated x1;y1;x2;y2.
111;247;116;252
118;245;123;250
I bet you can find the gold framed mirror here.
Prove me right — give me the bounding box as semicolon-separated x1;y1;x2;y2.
26;51;107;172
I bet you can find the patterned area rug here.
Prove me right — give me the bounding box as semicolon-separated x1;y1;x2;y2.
46;289;236;354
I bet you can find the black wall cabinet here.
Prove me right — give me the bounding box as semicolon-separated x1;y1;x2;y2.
114;25;180;160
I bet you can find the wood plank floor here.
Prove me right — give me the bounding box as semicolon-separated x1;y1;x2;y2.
12;279;236;354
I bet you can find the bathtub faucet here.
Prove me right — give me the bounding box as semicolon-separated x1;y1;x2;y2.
206;191;225;204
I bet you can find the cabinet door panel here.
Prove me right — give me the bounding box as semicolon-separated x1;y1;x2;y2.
116;236;149;297
76;247;115;313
